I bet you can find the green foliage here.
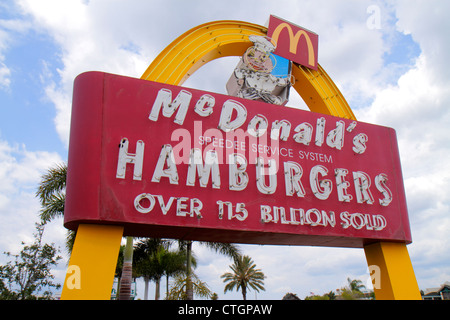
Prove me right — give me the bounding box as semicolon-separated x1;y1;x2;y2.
36;162;75;254
221;255;265;300
335;277;366;300
166;273;212;300
347;277;366;293
0;223;62;300
211;292;219;300
303;278;370;300
304;290;336;300
326;290;336;300
305;294;330;300
133;238;188;299
198;241;241;261
134;239;174;280
36;163;67;224
337;287;365;300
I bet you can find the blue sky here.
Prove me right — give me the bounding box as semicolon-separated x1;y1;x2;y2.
0;0;449;300
0;3;63;153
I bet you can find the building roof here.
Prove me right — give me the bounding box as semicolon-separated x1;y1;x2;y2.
423;281;450;295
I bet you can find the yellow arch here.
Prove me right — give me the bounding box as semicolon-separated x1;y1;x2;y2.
141;20;356;120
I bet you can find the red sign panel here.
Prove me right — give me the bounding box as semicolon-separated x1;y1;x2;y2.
64;71;411;248
267;15;319;70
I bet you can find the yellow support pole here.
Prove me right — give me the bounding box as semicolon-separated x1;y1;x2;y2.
60;224;123;300
364;242;421;300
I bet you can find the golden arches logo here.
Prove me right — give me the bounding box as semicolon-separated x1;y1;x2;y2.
269;20;317;69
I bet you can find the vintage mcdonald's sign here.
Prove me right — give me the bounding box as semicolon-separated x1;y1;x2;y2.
64;71;411;248
61;19;419;301
267;15;319;70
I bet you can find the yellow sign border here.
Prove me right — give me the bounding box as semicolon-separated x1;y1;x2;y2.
61;20;420;300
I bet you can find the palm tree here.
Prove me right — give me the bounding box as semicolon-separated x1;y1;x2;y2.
36;163;75;252
133;238;187;300
167;273;212;300
221;255;265;300
181;240;240;300
161;249;187;298
134;239;163;300
134;238;166;300
118;236;134;300
326;290;336;300
347;277;366;293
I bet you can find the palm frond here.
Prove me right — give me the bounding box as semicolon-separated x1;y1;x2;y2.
200;241;241;260
167;273;212;300
36;163;67;205
39;193;65;223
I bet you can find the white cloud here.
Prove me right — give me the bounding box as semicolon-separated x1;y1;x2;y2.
0;61;11;89
395;0;450;81
0;15;32;90
0;138;63;256
16;0;153;145
355;1;450;290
